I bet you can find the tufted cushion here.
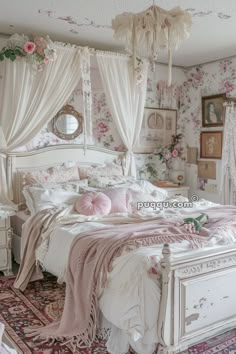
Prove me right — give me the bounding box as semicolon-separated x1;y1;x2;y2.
75;192;111;216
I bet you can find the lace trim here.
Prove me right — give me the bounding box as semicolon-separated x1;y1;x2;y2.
80;47;92;153
96;50;130;59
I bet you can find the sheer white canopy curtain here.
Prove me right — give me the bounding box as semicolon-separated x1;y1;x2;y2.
0;44;82;216
220;104;236;205
97;53;148;177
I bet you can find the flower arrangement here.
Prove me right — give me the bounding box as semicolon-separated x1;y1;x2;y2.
155;134;185;164
0;34;57;70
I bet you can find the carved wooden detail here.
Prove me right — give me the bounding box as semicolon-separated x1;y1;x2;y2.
176;255;236;277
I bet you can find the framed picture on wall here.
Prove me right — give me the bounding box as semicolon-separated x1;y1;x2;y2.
202;93;226;127
200;131;223;159
135;108;177;152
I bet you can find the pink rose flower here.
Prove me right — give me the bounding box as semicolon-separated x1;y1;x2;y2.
24;41;36;54
44;57;49;64
97;122;109;134
172;149;179;158
224;81;234;93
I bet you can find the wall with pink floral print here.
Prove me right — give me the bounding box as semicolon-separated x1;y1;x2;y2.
27;63;185;181
26;56;236;197
182;59;236;203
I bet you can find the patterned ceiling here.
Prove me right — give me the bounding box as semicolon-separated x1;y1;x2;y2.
0;0;236;66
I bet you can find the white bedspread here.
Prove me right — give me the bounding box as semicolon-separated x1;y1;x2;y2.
35;199;235;354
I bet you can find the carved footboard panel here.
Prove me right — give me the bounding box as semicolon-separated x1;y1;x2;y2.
158;244;236;354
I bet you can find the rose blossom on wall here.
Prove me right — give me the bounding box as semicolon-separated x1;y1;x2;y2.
95;121;110;138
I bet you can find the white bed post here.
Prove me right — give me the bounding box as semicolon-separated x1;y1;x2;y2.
157;243;171;354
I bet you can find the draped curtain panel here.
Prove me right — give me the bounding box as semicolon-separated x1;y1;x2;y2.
0;45;82;216
220;105;236;205
97;53;148;177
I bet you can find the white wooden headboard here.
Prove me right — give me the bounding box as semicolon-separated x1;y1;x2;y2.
6;144;125;204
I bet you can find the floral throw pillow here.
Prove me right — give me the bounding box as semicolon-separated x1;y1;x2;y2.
79;163;123;180
42;179;88;193
88;175;136;188
22;165;80;186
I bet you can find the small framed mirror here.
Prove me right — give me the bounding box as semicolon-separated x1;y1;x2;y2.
52;105;83;140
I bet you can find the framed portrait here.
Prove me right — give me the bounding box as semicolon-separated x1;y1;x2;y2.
136;108;177;152
202;93;226;127
200;131;223;159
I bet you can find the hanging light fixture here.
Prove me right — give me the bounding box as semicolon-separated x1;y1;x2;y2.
112;2;192;85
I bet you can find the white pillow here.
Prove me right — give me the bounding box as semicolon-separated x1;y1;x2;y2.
23;186;80;215
133;180;168;201
127;189;160;214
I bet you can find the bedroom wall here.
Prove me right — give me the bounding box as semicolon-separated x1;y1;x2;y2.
27;61;186;180
182;58;236;203
2;33;233;195
0;29;186;180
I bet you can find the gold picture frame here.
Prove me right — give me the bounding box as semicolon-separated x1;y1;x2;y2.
200;131;223;159
202;94;226;127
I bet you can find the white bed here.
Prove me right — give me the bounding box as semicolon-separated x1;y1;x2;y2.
7;145;236;354
11;210;29;264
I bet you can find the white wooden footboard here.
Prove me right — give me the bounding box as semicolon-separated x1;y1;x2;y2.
157;244;236;353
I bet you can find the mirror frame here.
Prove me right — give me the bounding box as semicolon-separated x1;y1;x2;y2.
52;104;83;140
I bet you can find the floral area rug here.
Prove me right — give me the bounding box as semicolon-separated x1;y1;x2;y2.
0;274;236;354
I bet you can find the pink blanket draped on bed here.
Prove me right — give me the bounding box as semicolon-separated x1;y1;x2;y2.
14;205;236;351
19;212;211;350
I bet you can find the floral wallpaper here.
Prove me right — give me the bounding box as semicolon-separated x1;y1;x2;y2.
181;58;236;202
27;65;185;180
27;57;236;193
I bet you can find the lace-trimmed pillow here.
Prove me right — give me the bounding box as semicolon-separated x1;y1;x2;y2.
22;165;80;186
79;163;123;180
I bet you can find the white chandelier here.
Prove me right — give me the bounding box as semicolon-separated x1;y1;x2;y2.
112;3;192;85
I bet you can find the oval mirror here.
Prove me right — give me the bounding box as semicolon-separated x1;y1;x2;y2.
53;105;83;140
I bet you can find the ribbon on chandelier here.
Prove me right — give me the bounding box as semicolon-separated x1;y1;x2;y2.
112;5;192;86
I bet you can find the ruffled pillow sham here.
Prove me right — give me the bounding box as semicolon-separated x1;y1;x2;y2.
23;186;80;215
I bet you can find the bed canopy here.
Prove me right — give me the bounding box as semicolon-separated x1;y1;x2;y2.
0;34;149;216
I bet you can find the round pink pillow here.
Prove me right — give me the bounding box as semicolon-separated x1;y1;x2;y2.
75;192;111;216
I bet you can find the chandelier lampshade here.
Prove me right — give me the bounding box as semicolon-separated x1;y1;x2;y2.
112;5;192;85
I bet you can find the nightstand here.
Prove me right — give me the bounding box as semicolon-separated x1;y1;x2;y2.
153;183;190;199
0;217;13;276
162;186;190;199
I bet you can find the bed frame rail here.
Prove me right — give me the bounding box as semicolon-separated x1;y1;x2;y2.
158;243;236;353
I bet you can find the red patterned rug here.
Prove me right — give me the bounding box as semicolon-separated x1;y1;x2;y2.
0;274;236;354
